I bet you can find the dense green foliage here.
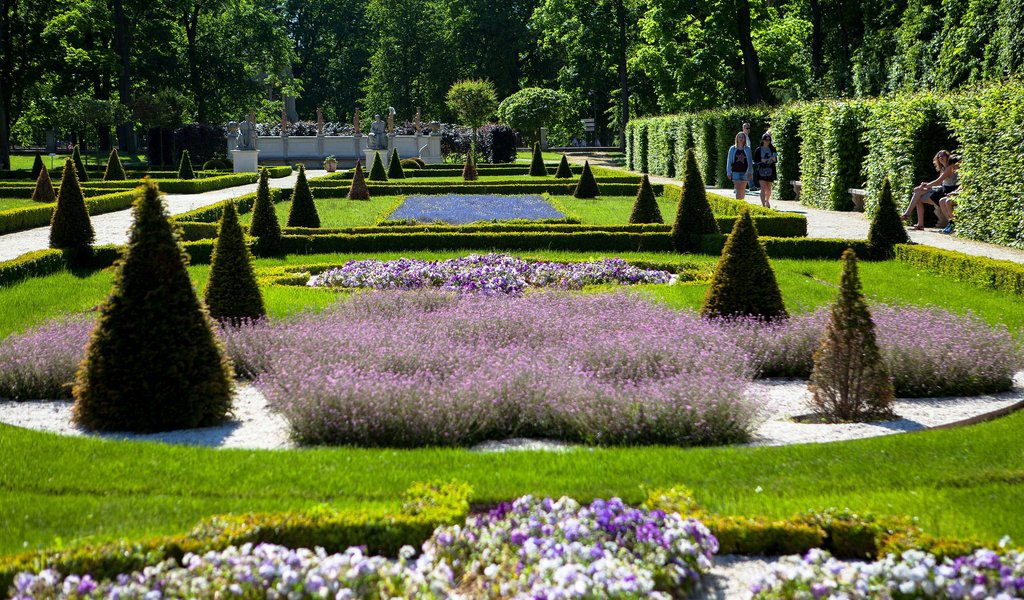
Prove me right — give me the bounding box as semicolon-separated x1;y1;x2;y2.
203;201;266;321
31;154;44;180
248;169;283;254
771;105;803;200
72;180;234;432
462;152;478;181
809;250;895;422
32;164;56;203
867;178;909;259
446;79;498;132
627;175;662;224
368;151;388;181
573;161;600;198
894;244;1024;296
103;148;126;181
348;162;371;200
672;149;719;252
71;145;88;183
48;158;94;254
701;211;787;320
177;150;196;180
285;165;320;228
387;149;405;179
497;88;580;145
554;155;572;179
529;143;547;176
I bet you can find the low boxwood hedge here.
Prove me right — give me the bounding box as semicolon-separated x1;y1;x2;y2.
894;243;1024;295
0;190;137;235
297;182;664;200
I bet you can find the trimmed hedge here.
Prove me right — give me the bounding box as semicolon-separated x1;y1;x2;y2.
0;190;136;235
711;107;771;188
170;190;278;223
304;182;662;199
321;165;587;180
772;104;803;201
894;244;1024;295
799;100;870;211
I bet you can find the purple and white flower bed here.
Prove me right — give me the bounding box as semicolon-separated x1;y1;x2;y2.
387;194;565;224
10;495;720;599
306;253;674;295
751;545;1024;599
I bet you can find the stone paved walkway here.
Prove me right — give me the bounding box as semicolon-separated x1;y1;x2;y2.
0;170;324;263
571;151;1024;264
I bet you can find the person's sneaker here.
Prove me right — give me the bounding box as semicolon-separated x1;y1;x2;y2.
940;222;955;234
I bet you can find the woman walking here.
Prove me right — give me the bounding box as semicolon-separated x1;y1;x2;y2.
726;132;753;200
753;132;778;208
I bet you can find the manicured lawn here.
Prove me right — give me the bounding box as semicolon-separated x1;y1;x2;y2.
6;153;147;172
236;196;399;228
0;198;41;211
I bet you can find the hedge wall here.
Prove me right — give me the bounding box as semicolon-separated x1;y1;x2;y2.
798;100;871;211
303;182;664;199
711;107;771;188
772;104;803;201
0;190;137;235
894;244;1024;294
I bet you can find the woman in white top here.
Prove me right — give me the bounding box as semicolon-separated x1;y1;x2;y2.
726;132;754;200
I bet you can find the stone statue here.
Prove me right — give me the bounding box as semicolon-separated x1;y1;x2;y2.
368;114;388;150
386;107;395;133
354;108;361;135
415;107;421;134
236;114;256;150
281;107;288;135
316;107;324;136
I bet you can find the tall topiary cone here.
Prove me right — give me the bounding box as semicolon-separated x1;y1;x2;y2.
178;150;196;180
808;249;895;422
72;144;89;182
103;148;127;181
249;168;282;255
529;142;547;176
204;201;266;322
387;148;405;179
867;177;909;259
286;164;320;228
573;160;600;198
554;154;572;178
700;210;787;321
672;149;719;252
31;153;44;180
348;161;371;200
368;151;388;181
73;179;234;432
32;163;57;203
462;152;478;181
628;175;663;223
49;157;94;257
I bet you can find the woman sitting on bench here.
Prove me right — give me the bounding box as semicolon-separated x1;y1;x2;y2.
901;150;959;230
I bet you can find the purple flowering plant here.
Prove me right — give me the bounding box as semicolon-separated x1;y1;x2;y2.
386;194;568;225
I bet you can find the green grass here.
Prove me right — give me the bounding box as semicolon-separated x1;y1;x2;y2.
0;198;41;211
236;196;398;228
7;153;147;172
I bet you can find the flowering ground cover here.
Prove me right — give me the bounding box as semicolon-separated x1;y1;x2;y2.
386;194;568;224
306;253;674;294
10;495;719;599
751;546;1024;599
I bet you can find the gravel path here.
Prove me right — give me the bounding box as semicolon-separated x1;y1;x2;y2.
0;170;324;262
2;372;1021;450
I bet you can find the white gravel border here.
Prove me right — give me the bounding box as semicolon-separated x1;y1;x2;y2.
0;372;1021;451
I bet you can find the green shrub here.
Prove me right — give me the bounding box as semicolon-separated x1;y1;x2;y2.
712;107;771;187
635;121;649;173
0;249;66;287
867;178;910;259
32;164;56;203
49;158;94;256
643;116;680;178
771;104;803;201
72;179;234;432
628;175;663;224
387;148;405;179
103;148;127;181
625;120;636;171
31;153;44;180
462;152;478;181
368;151;388;181
248;168;282;254
554;154;572;178
348;162;371;200
286;164;320;228
672;149;719;252
573;161;600;198
894;243;1024;295
799;100;870;211
691;113;718;186
529;142;547;176
204;201;266;321
177;150;196;180
400;157;424;169
203;159;227;170
701;210;787;320
72;144;88;183
809;249;895;422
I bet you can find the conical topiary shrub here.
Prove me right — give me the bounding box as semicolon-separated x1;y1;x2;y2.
628;175;663;224
72;145;88;182
554;154;572;178
72;179;234;432
32;163;57;203
573;160;600;198
462;152;478;181
672;149;719;252
700;210;787;321
286;164;320;228
103;148;127;181
368;151;388;181
867;177;910;259
348;161;371;200
808;249;895;422
387;148;405;179
178;150;196;180
31;153;44;180
49;157;94;257
248;168;282;255
529;142;547;176
204;201;266;322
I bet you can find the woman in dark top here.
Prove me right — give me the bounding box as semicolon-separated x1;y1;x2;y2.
753;132;778;208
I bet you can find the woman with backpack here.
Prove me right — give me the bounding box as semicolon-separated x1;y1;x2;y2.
726;132;754;200
753;132;778;208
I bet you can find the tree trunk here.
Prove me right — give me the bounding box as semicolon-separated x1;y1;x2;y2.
614;0;628;150
112;0;136;153
184;2;203;122
736;0;767;104
0;0;11;169
810;0;823;79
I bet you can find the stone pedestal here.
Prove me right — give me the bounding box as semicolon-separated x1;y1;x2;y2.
364;148;391;169
233;149;260;173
